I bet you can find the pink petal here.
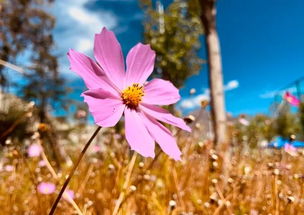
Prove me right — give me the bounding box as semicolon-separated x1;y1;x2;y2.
284;143;297;156
143;79;180;105
82;89;125;127
94;28;125;89
37;182;56;195
125;43;156;86
284;92;300;107
140;104;191;132
63;190;75;201
141;112;181;160
67;49;119;96
124;108;155;158
28;144;42;157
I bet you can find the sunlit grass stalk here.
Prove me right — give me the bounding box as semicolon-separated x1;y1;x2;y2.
172;164;182;206
20;151;43;213
215;183;233;214
41;149;57;179
119;151;162;207
274;173;279;215
40;144;83;215
112;152;137;215
48;126;101;215
296;180;304;214
0;59;24;74
78;164;94;194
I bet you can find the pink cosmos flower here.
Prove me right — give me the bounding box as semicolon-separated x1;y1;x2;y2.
37;182;56;194
67;28;191;160
63;189;75;201
284;92;300;107
284;143;297;156
28;143;42;157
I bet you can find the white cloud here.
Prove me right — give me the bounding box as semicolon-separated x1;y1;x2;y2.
66;4;117;33
179;89;210;109
49;0;118;75
260;88;297;99
260;90;277;99
180;94;209;109
67;6;97;25
76;38;93;53
179;80;239;110
224;80;239;91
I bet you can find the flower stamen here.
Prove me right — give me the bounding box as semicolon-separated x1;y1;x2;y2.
121;83;144;109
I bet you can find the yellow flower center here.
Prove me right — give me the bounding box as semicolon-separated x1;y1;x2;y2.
121;83;144;109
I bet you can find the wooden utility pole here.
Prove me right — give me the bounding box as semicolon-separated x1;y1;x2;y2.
199;0;227;148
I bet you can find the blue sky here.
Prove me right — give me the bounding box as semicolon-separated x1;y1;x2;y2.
49;0;304;116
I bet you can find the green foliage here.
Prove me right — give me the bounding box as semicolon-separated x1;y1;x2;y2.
232;102;304;149
298;102;304;139
246;115;275;148
233;115;275;149
275;103;299;139
140;0;204;88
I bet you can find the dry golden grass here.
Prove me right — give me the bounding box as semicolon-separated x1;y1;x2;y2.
1;127;304;215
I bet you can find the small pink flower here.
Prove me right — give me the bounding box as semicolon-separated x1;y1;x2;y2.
67;28;191;160
250;210;258;215
92;144;101;153
28;144;42;157
63;189;75;201
284;92;300;107
4;165;14;172
284;143;297;156
37;182;56;194
38;160;46;167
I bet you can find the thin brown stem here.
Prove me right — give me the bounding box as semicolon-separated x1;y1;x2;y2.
48;126;101;215
40;142;83;215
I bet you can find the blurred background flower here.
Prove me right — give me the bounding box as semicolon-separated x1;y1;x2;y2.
37;182;56;195
27;144;42;158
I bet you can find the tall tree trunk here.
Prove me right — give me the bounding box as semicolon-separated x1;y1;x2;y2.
200;0;227;149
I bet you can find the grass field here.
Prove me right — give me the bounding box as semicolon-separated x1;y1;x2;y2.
1;123;304;215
